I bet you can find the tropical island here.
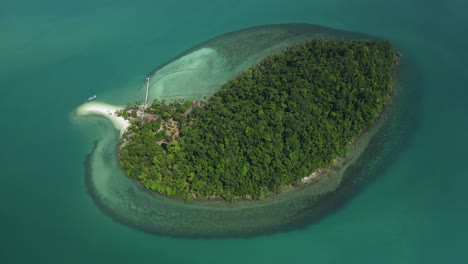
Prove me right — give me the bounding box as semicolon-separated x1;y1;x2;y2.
116;39;399;202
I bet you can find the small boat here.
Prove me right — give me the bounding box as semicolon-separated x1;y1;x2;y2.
88;95;97;101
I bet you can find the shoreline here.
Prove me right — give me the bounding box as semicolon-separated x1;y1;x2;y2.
78;24;409;238
76;101;130;136
110;90;394;203
192;77;397;204
80;53;400;204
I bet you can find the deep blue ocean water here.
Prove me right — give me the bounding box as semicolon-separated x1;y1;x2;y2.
1;0;467;263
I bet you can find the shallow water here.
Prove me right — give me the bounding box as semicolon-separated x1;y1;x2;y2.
79;24;412;238
1;0;467;263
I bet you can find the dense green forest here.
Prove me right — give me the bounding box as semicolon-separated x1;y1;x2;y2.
117;39;397;202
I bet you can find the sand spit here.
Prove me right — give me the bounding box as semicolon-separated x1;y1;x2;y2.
76;101;130;136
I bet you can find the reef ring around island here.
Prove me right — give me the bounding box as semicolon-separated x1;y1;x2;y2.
73;23;417;238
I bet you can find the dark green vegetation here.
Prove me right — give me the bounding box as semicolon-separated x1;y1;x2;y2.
118;39;397;202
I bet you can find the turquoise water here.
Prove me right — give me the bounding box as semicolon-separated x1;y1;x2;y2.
83;24;396;238
1;0;467;263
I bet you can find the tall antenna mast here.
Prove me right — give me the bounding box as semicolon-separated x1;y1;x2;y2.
144;77;150;108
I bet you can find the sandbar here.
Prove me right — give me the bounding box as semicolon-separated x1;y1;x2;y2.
76;102;130;136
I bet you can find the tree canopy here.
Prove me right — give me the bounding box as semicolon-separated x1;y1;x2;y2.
117;39;397;202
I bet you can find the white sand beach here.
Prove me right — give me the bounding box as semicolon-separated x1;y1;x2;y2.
76;102;130;136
